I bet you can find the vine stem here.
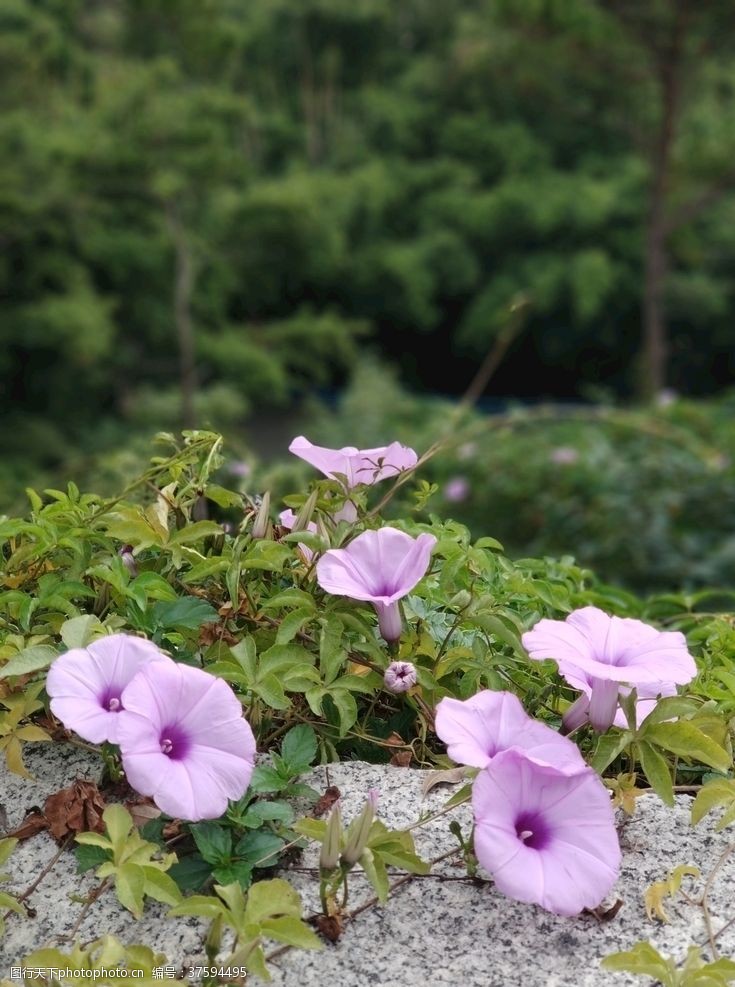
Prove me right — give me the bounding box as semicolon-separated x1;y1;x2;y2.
264;847;462;966
696;839;735;959
2;835;72;921
60;877;113;943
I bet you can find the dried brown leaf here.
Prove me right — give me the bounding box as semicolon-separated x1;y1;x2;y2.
6;808;48;841
313;914;343;942
125;798;161;829
43;780;106;841
421;767;469;797
311;786;341;818
199;622;238;647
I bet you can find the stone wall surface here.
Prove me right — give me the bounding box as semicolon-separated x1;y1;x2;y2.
1;746;732;986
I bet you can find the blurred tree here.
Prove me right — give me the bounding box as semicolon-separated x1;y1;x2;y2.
2;0;735;508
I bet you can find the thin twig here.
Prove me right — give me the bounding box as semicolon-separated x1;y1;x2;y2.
264;848;462;965
2;835;72;921
696;840;735;959
60;877;113;943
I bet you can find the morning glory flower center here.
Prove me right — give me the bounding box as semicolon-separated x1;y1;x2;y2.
99;687;123;713
515;813;550;850
159;725;190;760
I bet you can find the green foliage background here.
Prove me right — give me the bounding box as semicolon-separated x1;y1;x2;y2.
3;0;735;502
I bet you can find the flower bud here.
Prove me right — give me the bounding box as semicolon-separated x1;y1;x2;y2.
251;491;272;540
341;790;379;868
118;544;138;578
319;802;342;874
293;488;319;532
383;661;417;694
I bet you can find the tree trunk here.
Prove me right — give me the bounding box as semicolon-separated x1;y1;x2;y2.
640;17;683;401
166;203;198;430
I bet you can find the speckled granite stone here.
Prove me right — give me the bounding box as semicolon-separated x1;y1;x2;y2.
1;749;733;985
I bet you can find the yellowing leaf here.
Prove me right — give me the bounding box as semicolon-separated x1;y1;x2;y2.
644;864;700;923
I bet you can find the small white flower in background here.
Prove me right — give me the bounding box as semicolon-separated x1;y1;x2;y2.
549;446;579;465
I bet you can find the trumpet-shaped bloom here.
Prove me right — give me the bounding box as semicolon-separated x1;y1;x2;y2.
384;661;418;694
46;634;170;744
289;436;417;488
522;606;696;732
316;527;436;641
473;748;620;916
435;690;585;773
117;661;256;821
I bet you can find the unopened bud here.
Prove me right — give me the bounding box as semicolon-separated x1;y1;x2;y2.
319;802;342;874
383;661;417;694
341;791;379;868
293;489;319;532
118;545;138;578
251;491;272;540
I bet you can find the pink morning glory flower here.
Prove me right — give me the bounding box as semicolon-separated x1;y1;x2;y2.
316;527;436;642
279;509;318;562
384;661;418;693
117;661;256;821
522;606;696;732
289;436;418;488
473;748;620;916
565;680;679;733
46;634;171;744
435;690;586;773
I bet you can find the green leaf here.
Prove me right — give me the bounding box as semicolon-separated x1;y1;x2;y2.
212;860;254;888
75;843;111;874
101;804;133;855
205;484;243;509
191;822;232;865
590;730;634;774
260;915;322;950
235;831;285;868
470;613;523;652
168;521;224;545
168;855;213;892
244;878;302;923
328;689;358;736
600;941;677;986
238;801;294;828
645;722;732;774
242;541;292;572
275;607;313;645
359;847;389;903
151;597;218;631
0;838;18;868
0;644;58;679
60;614;104;650
128;572;178;603
691;780;735;828
142;867;182;906
638;741;674;806
292;818;327;842
638;696;701;728
243;944;271;982
255;673;291;710
168;893;225;920
319;615;345;683
180;557;229;584
280;724;318;775
249;765;288;794
115;862;146;918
